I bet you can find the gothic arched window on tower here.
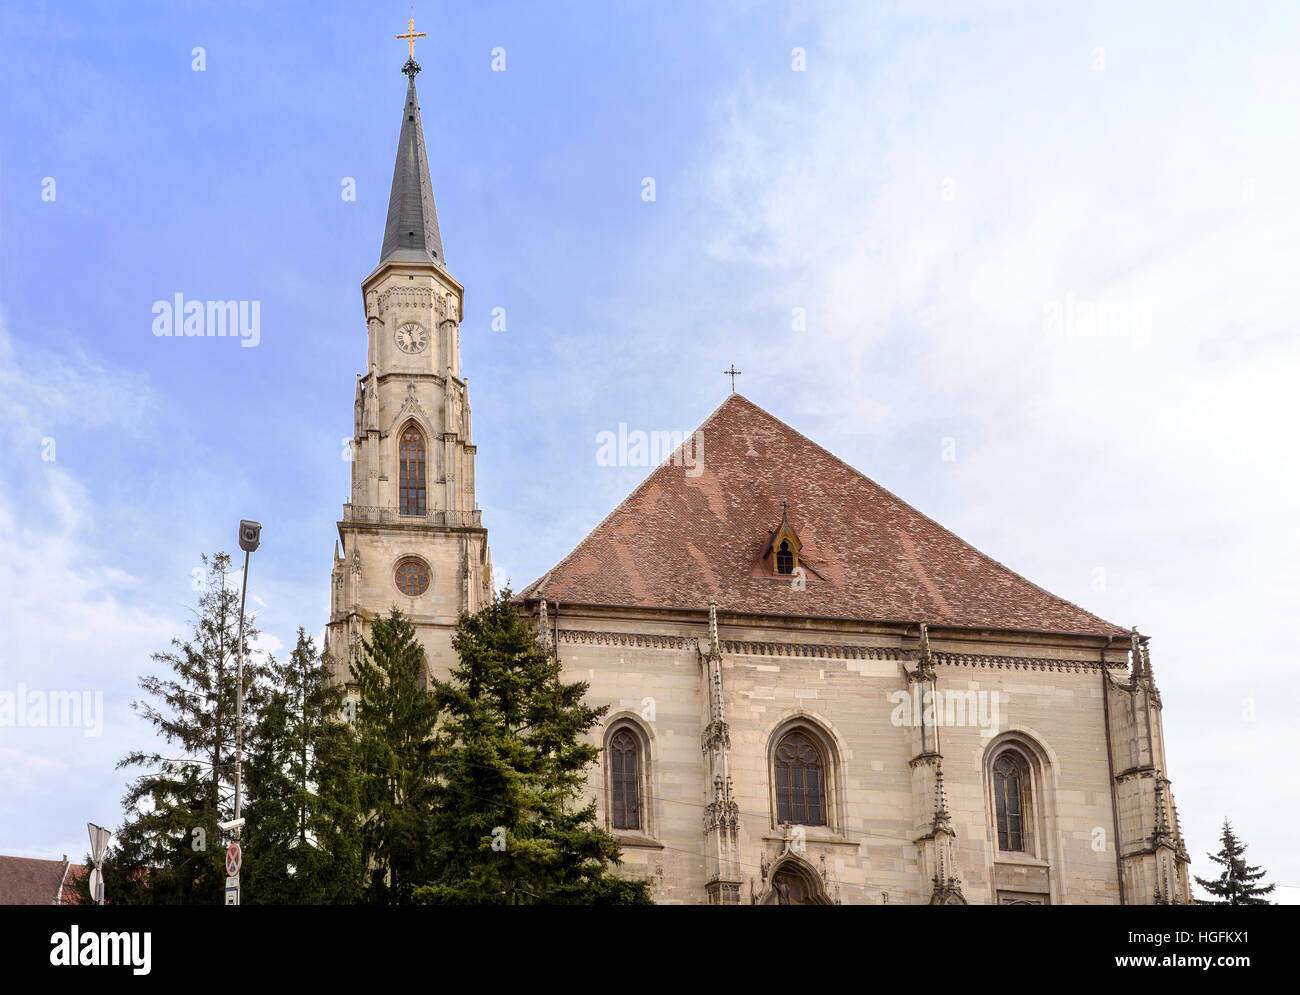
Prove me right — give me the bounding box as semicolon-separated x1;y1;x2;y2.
993;752;1029;852
776;540;794;575
609;728;642;830
774;730;826;826
399;424;426;516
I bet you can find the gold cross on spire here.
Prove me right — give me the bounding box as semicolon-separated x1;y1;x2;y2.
397;17;427;59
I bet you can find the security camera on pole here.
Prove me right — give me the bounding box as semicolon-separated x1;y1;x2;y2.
229;519;261;906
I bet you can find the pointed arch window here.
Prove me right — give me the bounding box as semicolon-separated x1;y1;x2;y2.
774;730;826;826
608;727;642;831
993;752;1029;852
399;424;426;516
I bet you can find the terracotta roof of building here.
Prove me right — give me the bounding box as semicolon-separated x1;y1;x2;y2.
61;863;87;905
0;854;82;905
519;394;1126;637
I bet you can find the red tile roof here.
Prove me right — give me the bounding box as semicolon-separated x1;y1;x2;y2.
61;864;88;905
519;394;1126;637
0;855;83;905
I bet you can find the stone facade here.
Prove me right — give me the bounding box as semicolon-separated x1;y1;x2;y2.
523;605;1190;905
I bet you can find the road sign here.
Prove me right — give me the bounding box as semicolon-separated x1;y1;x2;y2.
225;843;241;877
225;874;240;906
87;822;111;906
87;823;110;865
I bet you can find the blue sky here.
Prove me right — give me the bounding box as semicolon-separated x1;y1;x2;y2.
2;1;1298;899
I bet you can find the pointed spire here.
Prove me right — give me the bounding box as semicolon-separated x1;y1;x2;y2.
707;598;720;657
537;598;552;650
1129;626;1145;680
379;69;447;269
932;757;953;833
916;621;936;681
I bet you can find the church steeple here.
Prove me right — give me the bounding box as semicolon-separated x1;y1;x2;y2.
379;60;446;269
327;24;491;692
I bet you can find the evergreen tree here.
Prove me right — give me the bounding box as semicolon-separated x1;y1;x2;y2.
414;590;653;905
105;552;264;904
243;629;364;903
350;609;440;904
1194;819;1275;905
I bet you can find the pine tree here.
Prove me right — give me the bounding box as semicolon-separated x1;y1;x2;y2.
242;628;364;904
105;552;264;904
1194;819;1275;905
414;590;653;905
350;609;440;904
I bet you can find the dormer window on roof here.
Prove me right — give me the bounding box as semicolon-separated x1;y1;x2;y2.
767;507;802;577
776;540;794;574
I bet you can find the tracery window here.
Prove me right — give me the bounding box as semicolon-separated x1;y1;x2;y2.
774;730;826;826
993;752;1029;852
394;557;430;597
609;728;642;831
399;424;426;516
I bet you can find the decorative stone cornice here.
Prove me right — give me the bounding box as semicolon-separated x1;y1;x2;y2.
558;629;700;651
722;640;907;660
375;284;449;318
554;627;1125;672
933;651;1123;674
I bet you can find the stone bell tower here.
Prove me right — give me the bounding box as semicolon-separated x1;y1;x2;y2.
325;34;493;685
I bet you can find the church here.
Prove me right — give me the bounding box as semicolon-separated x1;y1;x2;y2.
326;32;1192;906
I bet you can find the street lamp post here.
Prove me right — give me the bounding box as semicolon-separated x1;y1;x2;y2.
232;519;261;903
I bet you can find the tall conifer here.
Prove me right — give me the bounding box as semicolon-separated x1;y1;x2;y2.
415;590;653;905
1194;820;1275;905
106;552;262;903
243;628;363;903
350;609;439;904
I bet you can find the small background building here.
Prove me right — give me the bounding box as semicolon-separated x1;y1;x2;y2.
0;854;86;905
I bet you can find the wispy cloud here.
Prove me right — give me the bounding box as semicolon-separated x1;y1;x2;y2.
691;1;1300;893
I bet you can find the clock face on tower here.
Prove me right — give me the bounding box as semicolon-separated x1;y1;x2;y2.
394;321;428;354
